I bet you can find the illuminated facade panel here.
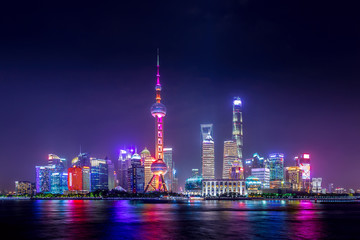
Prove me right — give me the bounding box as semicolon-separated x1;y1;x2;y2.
68;166;83;191
269;153;284;181
295;153;311;192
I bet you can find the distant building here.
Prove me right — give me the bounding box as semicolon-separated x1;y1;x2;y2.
245;176;262;194
230;160;243;179
185;175;202;196
118;149;132;191
335;187;347;194
295;153;311;192
201;124;215;179
222;140;238;179
311;178;322;193
244;153;268;179
328;183;334;193
163;148;173;192
15;181;35;195
35;165;55;193
68;166;83;191
202;179;245;197
232;97;243;162
141;148;153;191
285;166;302;191
48;154;68;194
269;153;284;181
82;166;91;192
128;152;145;193
192;169;200;177
107;159;115;190
172;165;179;193
251;168;270;189
90;158;108;191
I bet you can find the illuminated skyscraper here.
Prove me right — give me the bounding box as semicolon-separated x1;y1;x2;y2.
201;124;215;179
222;140;238;179
141;148;154;191
90;158;108;191
82;166;91;192
128;152;145;193
48;154;68;194
68;166;83;191
35;165;55;193
295;153;311;192
269;153;284;188
145;49;168;192
285;166;302;191
164;147;173;192
118;148;132;190
232;97;243;162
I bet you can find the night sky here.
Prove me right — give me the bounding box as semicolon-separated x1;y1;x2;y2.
0;1;359;191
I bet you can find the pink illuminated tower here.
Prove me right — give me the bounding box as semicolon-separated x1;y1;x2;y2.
145;49;168;192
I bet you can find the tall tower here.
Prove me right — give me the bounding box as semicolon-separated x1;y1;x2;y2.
232;97;244;176
201;124;215;179
145;49;168;192
222;140;238;179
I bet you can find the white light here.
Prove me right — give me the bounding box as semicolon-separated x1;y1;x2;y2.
233;99;242;106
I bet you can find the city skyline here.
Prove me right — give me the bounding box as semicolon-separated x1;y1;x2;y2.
1;1;360;191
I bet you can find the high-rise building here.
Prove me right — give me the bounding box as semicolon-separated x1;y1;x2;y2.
328;183;334;193
68;166;83;191
312;178;322;193
128;152;145;193
285;166;302;191
269;153;284;189
35;165;55;193
295;153;311;192
245;176;262;195
107;159;115;190
230;160;243;179
82;166;91;192
232;97;243;162
251;168;270;189
141;148;154;191
222;140;238;179
201;124;215;179
145;49;168;192
244;153;268;179
47;154;68;194
118;149;132;190
90;158;108;191
192;169;200;177
72;152;91;168
163;147;173;192
15;181;35;195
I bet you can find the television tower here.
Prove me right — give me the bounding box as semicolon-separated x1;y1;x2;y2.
145;49;168;192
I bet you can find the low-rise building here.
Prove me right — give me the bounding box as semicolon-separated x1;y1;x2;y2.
202;179;245;197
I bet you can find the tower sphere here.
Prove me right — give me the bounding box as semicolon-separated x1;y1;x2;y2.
151;103;167;118
151;159;168;175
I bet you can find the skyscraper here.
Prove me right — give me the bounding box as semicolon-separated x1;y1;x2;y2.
107;159;115;190
145;49;168;192
285;166;302;191
35;165;55;193
269;153;284;188
295;153;311;192
90;158;108;191
222;140;238;179
163;147;173;192
201;124;215;179
48;154;68;194
141;148;154;191
232;97;243;162
128;152;145;193
68;166;83;191
118;148;132;190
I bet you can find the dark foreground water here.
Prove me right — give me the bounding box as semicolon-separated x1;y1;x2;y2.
1;199;359;239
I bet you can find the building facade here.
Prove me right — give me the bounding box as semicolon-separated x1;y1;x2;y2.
285;166;302;191
222;140;238;179
311;178;322;193
202;179;245;197
201;124;215;179
90;158;108;191
15;181;35;195
68;166;83;191
163;147;173;192
128;153;145;193
251;168;270;189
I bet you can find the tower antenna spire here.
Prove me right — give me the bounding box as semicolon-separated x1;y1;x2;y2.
156;48;160;86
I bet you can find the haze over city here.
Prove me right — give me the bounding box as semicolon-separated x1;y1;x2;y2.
1;1;359;191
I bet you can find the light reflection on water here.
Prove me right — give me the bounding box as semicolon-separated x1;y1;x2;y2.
1;199;359;239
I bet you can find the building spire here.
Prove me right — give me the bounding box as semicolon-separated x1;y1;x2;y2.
156;48;160;86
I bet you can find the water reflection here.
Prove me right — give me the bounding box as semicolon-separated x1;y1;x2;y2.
1;199;347;239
